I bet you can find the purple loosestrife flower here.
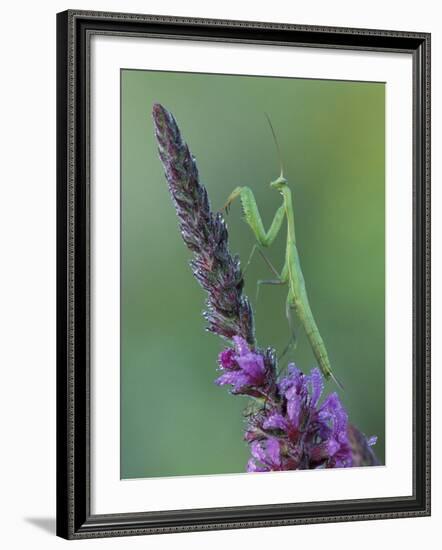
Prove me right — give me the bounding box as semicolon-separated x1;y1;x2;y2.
215;336;276;398
246;366;354;471
152;103;255;346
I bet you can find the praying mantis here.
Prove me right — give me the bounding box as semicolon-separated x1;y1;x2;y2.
224;116;343;389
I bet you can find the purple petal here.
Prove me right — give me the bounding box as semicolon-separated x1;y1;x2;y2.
232;373;252;392
250;441;267;464
319;392;348;434
286;393;302;427
290;366;305;392
236;353;265;382
287;363;301;377
214;372;239;386
263;414;287;432
320;392;340;412
309;368;323;408
266;438;282;466
232;336;250;356
337;429;349;445
278;363;300;394
367;435;378;447
327;439;340;457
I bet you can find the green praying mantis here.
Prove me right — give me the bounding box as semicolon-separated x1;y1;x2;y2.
224;115;343;389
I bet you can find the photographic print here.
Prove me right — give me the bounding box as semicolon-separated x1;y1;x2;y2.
57;11;430;538
121;70;384;479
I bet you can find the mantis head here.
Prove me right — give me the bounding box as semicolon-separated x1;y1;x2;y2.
270;175;288;190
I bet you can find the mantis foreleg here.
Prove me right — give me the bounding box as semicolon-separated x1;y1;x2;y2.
224;186;285;247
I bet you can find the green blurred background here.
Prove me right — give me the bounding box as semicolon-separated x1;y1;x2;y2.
121;69;385;479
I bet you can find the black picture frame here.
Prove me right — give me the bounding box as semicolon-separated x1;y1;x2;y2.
56;9;431;540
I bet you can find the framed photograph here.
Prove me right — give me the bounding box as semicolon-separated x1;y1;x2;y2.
56;10;430;539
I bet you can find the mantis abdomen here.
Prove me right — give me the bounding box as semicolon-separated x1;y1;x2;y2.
287;243;335;384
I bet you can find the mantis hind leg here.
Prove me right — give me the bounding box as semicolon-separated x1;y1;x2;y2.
251;247;286;304
256;278;285;305
240;244;285;303
243;244;280;277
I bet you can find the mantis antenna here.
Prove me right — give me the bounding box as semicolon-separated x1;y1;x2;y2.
264;112;284;179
